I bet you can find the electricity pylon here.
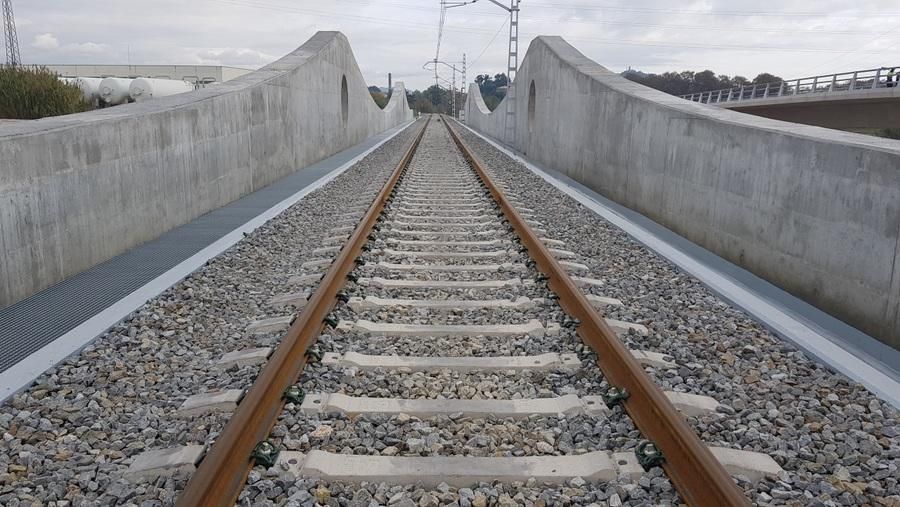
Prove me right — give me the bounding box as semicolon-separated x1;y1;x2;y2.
2;0;21;66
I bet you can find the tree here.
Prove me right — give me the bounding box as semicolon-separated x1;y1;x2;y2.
474;73;508;111
732;76;750;87
370;90;388;109
751;73;783;85
622;68;782;97
693;70;720;93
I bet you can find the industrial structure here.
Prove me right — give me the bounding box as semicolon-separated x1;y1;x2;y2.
45;64;253;84
1;0;20;66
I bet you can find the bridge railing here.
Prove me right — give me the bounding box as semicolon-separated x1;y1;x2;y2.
680;67;900;104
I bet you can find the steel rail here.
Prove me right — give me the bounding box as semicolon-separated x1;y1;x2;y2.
441;116;750;507
176;117;430;507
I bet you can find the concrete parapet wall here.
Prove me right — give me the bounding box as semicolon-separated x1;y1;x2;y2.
465;36;900;350
0;31;412;308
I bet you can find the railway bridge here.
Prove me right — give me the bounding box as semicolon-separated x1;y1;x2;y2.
1;31;899;506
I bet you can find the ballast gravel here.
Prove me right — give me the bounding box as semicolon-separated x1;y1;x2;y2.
239;120;685;507
0;121;422;506
453;123;900;506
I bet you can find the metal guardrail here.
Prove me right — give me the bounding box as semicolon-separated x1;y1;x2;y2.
680;67;900;105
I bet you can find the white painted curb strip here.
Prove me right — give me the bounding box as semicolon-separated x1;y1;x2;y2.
458;121;900;409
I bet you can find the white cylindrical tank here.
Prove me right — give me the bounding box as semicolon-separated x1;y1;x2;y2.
129;78;195;102
59;77;103;104
98;77;134;105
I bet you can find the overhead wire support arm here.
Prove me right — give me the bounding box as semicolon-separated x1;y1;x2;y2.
481;0;515;12
435;1;477;93
424;59;465;118
435;0;521;140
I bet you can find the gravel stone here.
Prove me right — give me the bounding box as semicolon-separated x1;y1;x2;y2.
454;122;900;505
0;121;423;505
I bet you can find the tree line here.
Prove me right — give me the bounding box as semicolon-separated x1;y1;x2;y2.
371;73;509;115
384;69;788;115
621;69;784;96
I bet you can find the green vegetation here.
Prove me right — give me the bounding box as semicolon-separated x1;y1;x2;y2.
622;69;783;96
368;85;389;109
845;128;900;140
406;85;465;115
474;73;508;111
626;69;900;142
0;66;92;120
404;73;505;115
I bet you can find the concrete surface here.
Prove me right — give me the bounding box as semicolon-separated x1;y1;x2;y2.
45;64;252;83
348;295;536;311
379;248;509;259
708;447;784;483
301;259;333;269
125;445;206;482
0;121;412;402
0;31;412;310
269;291;309;309
459;121;900;407
177;389;244;417
338;319;546;338
278;449;627;486
586;294;624;307
320;351;582;371
216;347;272;369
630;349;677;369
299;392;609;418
365;261;524;272
359;276;521;289
663;391;721;416
464;35;900;351
246;315;294;335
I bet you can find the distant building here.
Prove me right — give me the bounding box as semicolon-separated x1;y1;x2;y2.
43;64;254;84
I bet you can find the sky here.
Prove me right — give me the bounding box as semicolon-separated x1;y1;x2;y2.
10;0;900;91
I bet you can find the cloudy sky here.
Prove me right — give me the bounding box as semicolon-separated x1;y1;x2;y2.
12;0;900;90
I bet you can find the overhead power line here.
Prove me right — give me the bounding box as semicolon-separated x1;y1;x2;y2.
525;2;900;18
211;0;888;40
470;17;509;67
209;0;900;56
279;0;880;36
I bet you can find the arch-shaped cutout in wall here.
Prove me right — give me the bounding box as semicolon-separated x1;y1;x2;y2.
528;80;536;133
341;75;349;125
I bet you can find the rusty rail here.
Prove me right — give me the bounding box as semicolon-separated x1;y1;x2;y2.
176;117;430;507
441;116;750;507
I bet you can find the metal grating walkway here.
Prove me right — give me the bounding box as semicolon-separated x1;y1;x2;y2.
0;125;407;375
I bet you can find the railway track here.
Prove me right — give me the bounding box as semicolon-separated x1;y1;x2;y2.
173;115;781;506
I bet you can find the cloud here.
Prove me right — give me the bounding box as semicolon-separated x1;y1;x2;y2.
193;48;278;66
63;42;108;54
31;34;106;55
11;0;900;90
32;33;59;50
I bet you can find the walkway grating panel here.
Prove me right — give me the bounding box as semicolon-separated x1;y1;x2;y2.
0;130;398;374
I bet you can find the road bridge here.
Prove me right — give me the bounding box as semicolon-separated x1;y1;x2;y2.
681;67;900;129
